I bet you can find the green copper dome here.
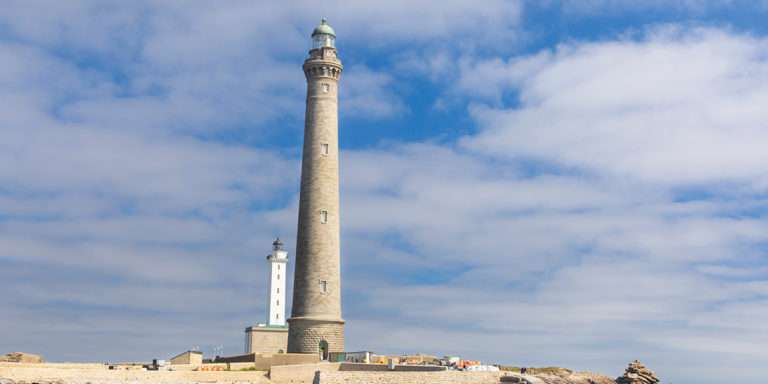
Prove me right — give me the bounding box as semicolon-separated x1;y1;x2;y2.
312;18;336;37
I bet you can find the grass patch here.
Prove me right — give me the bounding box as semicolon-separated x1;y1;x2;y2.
239;366;268;371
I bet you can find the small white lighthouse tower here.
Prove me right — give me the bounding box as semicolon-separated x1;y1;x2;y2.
266;238;288;326
244;238;290;354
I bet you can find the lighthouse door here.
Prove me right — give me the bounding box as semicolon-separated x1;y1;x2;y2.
319;340;329;361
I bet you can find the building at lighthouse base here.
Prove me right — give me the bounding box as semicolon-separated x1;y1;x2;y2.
245;324;289;354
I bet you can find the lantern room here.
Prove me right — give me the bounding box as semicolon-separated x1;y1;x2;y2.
312;18;336;49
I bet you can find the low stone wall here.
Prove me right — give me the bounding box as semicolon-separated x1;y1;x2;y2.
0;363;107;370
319;371;503;384
270;362;341;384
215;353;318;370
271;364;496;384
216;353;256;363
0;364;270;384
255;354;319;370
338;363;446;372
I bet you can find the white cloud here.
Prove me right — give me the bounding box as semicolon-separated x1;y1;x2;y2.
461;28;768;186
342;66;405;118
556;0;750;16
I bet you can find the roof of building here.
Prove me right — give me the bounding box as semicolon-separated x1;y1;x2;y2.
312;18;336;37
169;350;202;361
273;237;284;250
245;324;289;332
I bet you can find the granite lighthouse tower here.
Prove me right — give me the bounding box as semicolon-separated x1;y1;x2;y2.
287;19;344;358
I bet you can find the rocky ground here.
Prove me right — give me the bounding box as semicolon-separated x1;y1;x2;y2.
501;371;615;384
0;360;658;384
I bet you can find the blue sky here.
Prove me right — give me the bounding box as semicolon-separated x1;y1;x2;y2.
2;1;768;383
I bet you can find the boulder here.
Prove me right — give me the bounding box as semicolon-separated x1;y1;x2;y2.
616;360;659;384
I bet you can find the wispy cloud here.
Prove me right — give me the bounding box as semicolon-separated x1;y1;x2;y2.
462;27;768;186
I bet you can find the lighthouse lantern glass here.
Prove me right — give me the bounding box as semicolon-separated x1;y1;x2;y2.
313;33;335;49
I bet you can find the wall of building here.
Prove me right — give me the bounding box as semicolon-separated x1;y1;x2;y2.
169;351;202;365
245;327;288;354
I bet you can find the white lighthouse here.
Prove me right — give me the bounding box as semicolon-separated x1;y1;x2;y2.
266;238;288;326
244;238;290;354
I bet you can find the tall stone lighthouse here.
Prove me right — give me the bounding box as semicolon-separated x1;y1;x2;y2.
287;19;344;358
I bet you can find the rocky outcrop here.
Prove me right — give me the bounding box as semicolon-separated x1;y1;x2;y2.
616;360;659;384
0;353;44;364
500;371;614;384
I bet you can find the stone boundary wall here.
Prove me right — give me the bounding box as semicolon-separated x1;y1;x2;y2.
319;371;504;384
215;353;256;363
213;354;319;371
338;363;446;372
270;362;341;384
0;363;107;370
270;363;500;384
255;354;319;370
0;364;270;384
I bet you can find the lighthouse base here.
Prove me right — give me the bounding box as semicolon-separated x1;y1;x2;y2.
286;317;345;358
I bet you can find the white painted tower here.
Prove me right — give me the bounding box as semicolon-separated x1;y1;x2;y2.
267;238;288;326
244;238;290;354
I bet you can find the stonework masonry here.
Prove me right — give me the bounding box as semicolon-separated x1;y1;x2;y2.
286;319;344;355
245;326;289;354
270;364;502;384
169;351;202;365
318;371;504;384
0;363;616;384
288;20;345;355
0;364;270;384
